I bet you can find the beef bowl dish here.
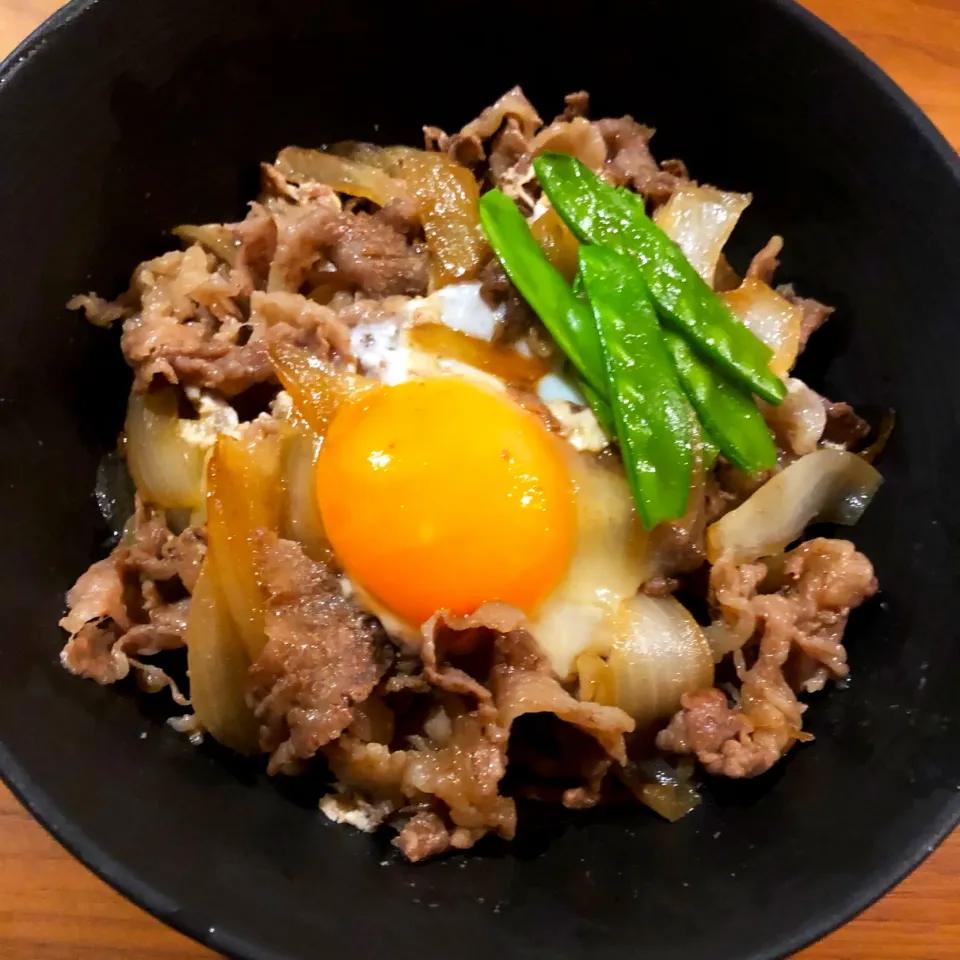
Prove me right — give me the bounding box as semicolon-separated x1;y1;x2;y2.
0;1;958;959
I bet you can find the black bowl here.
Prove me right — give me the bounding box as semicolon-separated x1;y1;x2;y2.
1;1;958;958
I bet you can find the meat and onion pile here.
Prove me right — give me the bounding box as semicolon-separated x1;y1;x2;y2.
60;88;882;861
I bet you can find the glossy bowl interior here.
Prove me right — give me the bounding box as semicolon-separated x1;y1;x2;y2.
1;1;958;959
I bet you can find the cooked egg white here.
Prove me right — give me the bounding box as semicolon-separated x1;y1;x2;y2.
349;281;608;453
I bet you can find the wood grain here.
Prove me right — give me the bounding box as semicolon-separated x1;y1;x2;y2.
0;1;958;958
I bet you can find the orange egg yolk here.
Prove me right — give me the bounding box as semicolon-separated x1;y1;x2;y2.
315;378;576;627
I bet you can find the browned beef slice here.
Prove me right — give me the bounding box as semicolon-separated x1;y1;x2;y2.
657;688;744;757
558;90;590;121
595;117;687;203
778;283;836;352
59;504;202;691
326;209;428;298
745;236;784;285
394;811;453;861
822;399;871;447
249;536;387;775
658;539;877;778
478;257;540;345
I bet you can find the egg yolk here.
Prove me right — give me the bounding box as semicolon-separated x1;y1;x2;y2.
315;378;576;627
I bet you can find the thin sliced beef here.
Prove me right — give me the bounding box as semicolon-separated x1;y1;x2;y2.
67;294;128;327
375;197;420;236
595;117;688;204
425;87;545;205
249;536;389;775
778;538;878;687
119;598;192;656
266;188;342;292
766;383;877;464
657;685;788;780
116;245;242;390
659;538;876;776
100;236;345;396
114;504;208;590
60;558;129;637
493;659;635;765
424;125;485;169
489;117;534;189
59;503;202;698
426;85;542;172
250;290;353;361
401;704;515;847
644;463;712;579
657;688;744;760
421;606;635;762
263;181;428;299
479;257;541;346
778;283;835;352
74;175;416;395
745;235;784;285
326;208;429;297
822;399;871;448
460;86;543;143
322;610;635;861
324;699;514;862
558;90;590;121
231;201;278;294
393;811;454;861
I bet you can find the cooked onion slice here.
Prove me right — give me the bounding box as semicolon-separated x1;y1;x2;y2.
407;323;551;387
274;147;407;207
270;343;379;437
281;415;332;564
707;448;882;563
172;224;239;265
394;149;487;289
186;555;260;755
125;388;206;510
584;595;713;728
762;378;828;456
621;758;702;822
722;278;802;378
206;430;282;660
530;205;580;281
654;185;751;286
530;117;607;172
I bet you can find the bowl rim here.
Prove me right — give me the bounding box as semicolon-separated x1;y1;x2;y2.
1;1;958;959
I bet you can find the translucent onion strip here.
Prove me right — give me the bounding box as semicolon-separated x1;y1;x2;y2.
530;205;580;281
270;343;379;437
620;758;702;822
206;429;282;661
407;323;551;387
723;278;803;379
186;554;260;755
172;224;239;265
707;448;883;564
761;378;827;456
125;388;206;510
281;415;333;564
530;117;607;172
654;185;752;287
274;147;407;207
394;149;487;289
603;595;714;728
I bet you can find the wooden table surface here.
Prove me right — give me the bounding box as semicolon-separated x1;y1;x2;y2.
1;1;958;958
